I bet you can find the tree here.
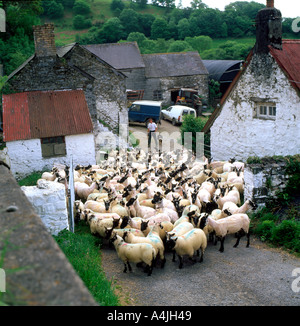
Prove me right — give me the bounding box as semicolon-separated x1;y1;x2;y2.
138;13;155;37
167;40;193;52
42;0;64;19
127;32;147;48
184;35;212;53
190;0;207;10
73;0;90;15
177;18;191;39
151;17;171;40
119;9;142;37
110;0;125;12
97;17;126;43
73;15;92;30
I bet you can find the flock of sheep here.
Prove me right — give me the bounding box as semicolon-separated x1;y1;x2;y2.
42;148;257;276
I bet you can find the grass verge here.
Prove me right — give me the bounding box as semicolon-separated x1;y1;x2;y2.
53;222;120;306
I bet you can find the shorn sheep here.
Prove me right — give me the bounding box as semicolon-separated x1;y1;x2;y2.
166;228;207;269
207;214;250;252
41;149;256;276
110;233;156;276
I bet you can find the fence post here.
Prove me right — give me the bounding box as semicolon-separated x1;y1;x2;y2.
68;155;75;233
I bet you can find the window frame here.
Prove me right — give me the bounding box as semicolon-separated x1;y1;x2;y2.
41;136;66;158
255;103;276;120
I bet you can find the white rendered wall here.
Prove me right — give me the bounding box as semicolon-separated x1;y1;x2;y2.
21;179;68;236
6;133;96;179
210;53;300;162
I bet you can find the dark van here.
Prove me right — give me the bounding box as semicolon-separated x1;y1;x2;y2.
128;100;162;127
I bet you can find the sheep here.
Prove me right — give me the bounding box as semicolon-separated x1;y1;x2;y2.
108;228;145;239
126;196;156;219
41;171;59;181
75;181;99;200
157;221;174;241
207;214;250;252
213;187;240;209
88;214;121;237
222;199;257;216
165;228;207;269
110;233;156;276
123;224;166;268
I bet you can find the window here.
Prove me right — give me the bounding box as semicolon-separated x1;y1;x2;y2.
255;103;276;120
153;90;162;101
41;136;66;158
129;104;141;112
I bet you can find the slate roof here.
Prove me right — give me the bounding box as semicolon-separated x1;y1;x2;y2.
142;52;208;78
83;42;145;70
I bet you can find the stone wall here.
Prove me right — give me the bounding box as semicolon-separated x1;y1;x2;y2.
244;160;290;206
21;179;69;236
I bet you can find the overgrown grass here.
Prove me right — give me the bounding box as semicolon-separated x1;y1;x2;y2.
17;172;43;186
53;222;120;306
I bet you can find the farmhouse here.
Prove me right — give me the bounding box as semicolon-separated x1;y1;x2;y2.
203;0;300;161
5;23;128;142
2;89;96;179
82;42;209;106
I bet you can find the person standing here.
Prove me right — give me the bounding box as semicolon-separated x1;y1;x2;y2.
147;118;158;150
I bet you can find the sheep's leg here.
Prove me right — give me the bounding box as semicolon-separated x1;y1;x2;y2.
127;261;132;272
246;232;250;248
172;250;176;262
178;255;183;269
219;237;225;252
234;229;245;248
199;248;204;263
123;263;127;273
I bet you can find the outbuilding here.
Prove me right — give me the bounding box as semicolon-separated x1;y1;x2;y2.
2;89;96;179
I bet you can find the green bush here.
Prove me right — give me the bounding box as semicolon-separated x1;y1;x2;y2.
254;220;276;242
73;0;91;15
271;220;300;251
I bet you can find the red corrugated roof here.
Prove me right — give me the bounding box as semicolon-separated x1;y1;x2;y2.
269;40;300;93
3;90;94;142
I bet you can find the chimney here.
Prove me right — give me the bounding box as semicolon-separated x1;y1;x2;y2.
33;23;57;58
254;0;282;54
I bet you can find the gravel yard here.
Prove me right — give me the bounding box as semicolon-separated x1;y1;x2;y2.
101;234;300;306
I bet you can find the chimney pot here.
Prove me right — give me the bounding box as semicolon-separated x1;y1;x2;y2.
267;0;274;8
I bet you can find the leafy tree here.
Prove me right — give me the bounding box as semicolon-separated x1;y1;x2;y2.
110;0;125;12
177;18;191;39
138;13;155;37
119;9;142;37
167;40;193;52
73;0;90;15
127;32;147;48
151;17;171;40
184;35;212;53
73;15;92;30
97;17;126;43
42;0;64;19
190;0;207;10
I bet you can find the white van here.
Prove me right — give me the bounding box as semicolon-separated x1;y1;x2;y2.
161;105;196;126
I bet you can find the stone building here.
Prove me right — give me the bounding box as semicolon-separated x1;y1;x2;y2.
203;0;300;162
82;42;209;106
5;23;128;149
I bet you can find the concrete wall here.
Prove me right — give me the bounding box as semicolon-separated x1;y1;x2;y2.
21;179;69;236
6;133;96;179
210;53;300;162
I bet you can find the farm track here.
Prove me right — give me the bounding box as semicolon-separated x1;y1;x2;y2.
101;235;300;306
